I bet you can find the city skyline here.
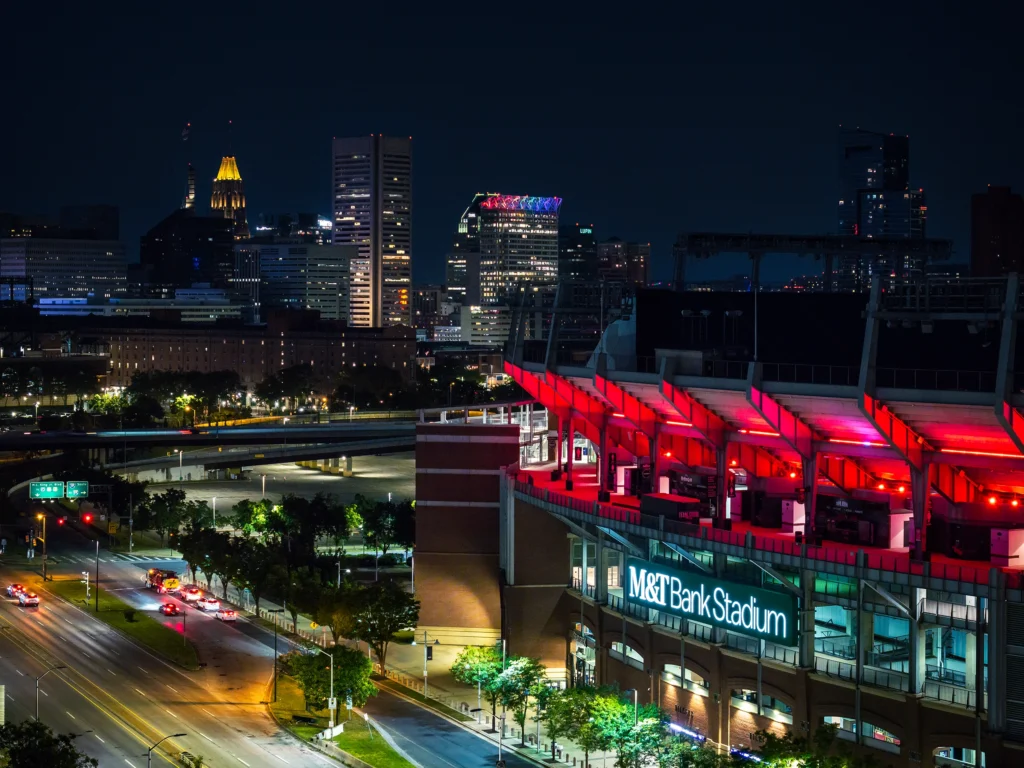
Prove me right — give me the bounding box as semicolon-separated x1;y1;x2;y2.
5;6;1022;287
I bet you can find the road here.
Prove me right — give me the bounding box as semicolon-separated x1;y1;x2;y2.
0;524;334;767
364;688;537;768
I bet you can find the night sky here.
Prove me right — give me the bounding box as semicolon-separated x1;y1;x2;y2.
5;4;1023;284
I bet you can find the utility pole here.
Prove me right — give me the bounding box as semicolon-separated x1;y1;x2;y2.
94;540;99;612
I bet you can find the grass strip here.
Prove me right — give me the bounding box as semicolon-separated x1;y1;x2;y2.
47;578;199;670
373;675;473;722
269;674;414;768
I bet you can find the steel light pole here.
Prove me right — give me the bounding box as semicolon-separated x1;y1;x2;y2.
261;474;266;498
36;513;46;581
36;665;66;720
147;733;186;768
268;608;284;702
316;647;336;729
212;496;217;529
175;449;183;488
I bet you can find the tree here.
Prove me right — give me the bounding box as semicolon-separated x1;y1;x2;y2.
286;646;376;713
150;488;186;546
392;499;415;554
314;582;362;646
272;565;321;628
0;720;97;767
493;657;548;745
207;534;241;600
541;686;606;763
361;500;398;563
752;724;882;768
234;538;278;613
352;580;419;669
450;645;503;729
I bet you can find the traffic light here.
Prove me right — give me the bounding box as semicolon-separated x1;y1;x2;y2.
83;513;93;524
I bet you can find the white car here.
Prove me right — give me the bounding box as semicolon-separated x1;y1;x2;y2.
6;583;24;598
196;597;221;612
181;587;203;603
18;592;40;607
215;609;237;622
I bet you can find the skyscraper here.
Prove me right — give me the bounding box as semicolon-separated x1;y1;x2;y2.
558;224;598;282
971;186;1024;277
247;242;353;321
139;209;235;293
836;127;927;291
331;135;412;327
468;194;560;305
210;156;250;240
183;163;196;210
597;237;650;287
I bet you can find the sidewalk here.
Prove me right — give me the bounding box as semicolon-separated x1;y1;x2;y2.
193;569;618;768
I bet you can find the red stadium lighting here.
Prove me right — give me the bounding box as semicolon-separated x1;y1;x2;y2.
788;471;797;479
988;496;998;506
663;451;672;458
730;459;738;467
877;483;886;490
897;485;906;493
1013;499;1020;508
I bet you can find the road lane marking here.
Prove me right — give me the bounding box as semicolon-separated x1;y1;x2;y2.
164;708;178;719
82;651;91;658
134;688;146;697
201;708;214;717
273;755;291;764
125;761;136;767
237;759;251;767
39;689;48;697
199;732;214;742
137;666;149;674
5;695;12;701
35;620;44;627
95;735;105;743
107;668;117;675
66;711;75;720
15;670;23;676
63;619;73;625
165;684;178;693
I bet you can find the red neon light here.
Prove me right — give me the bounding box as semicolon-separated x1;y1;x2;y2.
1013;499;1020;508
829;438;887;447
788;471;797;479
666;420;693;427
988;496;998;506
897;485;906;493
739;429;781;437
877;483;886;490
663;451;673;458
730;459;738;467
941;448;1024;460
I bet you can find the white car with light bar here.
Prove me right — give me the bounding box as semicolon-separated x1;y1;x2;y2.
18;592;40;607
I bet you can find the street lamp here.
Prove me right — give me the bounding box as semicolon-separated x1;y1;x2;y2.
35;513;46;581
261;474;267;498
411;631;441;698
36;665;66;720
316;647;336;729
268;608;284;702
212;497;217;529
147;733;186;768
34;401;39;421
349;405;355;421
175;449;183;488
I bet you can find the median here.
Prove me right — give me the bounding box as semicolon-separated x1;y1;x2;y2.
46;578;200;670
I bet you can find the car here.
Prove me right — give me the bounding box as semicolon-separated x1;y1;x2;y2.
196;597;221;612
215;609;237;622
159;602;181;616
6;584;24;597
18;592;39;607
181;587;203;602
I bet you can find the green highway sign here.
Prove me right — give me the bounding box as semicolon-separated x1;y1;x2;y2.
625;556;797;645
66;481;89;499
29;481;64;500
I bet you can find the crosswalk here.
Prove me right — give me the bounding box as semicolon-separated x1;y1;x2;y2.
43;553;183;565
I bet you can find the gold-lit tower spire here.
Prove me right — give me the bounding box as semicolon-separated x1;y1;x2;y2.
210;155;249;239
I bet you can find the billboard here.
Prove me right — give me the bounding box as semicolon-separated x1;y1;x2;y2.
625;557;797;645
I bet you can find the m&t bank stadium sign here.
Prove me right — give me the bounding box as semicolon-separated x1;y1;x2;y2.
625;557;796;645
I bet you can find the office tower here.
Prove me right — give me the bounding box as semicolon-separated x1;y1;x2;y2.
446;251;481;305
58;205;120;240
597;237;650;287
836;127;927;291
838;127;910;235
139;209;236;293
183;163;196;210
331;135;412;327
255;213;333;245
210;156;250;240
412;284;446;329
558;224;598;281
243;242;353;321
465;194;559;305
971;186;1024;277
0;237;126;297
231;247;261;318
